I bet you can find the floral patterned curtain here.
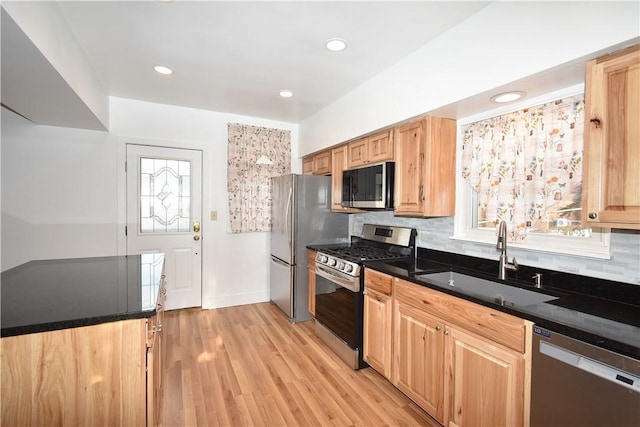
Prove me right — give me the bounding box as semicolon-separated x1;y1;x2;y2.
461;94;585;242
227;124;291;233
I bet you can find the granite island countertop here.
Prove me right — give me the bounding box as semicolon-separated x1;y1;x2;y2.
1;254;165;337
363;248;640;360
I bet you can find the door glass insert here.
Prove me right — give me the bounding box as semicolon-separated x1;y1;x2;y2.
139;157;191;233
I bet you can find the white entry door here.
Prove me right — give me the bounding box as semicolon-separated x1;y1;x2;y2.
126;144;202;310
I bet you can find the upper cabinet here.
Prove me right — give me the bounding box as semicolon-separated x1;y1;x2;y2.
583;45;640;229
331;145;362;213
302;150;332;176
394;116;457;217
347;130;394;168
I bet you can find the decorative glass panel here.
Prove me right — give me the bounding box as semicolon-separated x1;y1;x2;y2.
139;157;191;233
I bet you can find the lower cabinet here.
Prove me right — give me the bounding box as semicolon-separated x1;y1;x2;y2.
446;326;524;427
2;285;166;427
394;302;445;422
1;319;149;426
307;250;316;318
363;288;393;378
363;269;394;378
379;277;530;427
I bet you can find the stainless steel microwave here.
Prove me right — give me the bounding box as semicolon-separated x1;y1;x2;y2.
342;161;395;209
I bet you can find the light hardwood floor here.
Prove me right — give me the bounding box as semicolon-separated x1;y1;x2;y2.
159;303;440;427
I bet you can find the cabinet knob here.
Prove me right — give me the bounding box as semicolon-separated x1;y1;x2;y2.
444;329;450;335
588;212;598;220
435;325;441;331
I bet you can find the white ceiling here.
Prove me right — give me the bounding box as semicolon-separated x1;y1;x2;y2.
50;1;491;123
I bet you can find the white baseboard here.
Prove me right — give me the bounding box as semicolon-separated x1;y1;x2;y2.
202;290;269;309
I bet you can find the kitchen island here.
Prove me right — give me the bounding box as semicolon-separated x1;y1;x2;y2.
1;254;166;427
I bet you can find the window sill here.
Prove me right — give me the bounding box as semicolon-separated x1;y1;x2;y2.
450;230;611;260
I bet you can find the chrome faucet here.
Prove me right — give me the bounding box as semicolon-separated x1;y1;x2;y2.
497;220;518;280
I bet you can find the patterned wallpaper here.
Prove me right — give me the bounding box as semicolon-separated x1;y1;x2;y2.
350;210;640;286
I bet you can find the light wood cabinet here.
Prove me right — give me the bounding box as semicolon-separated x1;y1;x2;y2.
331;145;362;213
583;45;640;229
394;116;457;217
363;269;393;379
1;320;148;426
391;277;530;427
146;281;166;427
347;130;394;168
302;151;332;175
307;250;316;317
446;326;524;427
2;285;166;427
394;301;445;423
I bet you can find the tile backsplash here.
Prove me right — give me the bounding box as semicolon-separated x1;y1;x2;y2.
350;211;640;285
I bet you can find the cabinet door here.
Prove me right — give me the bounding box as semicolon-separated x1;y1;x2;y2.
368;130;394;163
347;137;369;168
393;301;445;423
313;151;332;175
307;250;316;317
583;45;640;228
147;318;161;427
394;116;456;217
331;145;361;213
394;119;425;215
363;289;392;379
302;156;314;175
445;326;524;427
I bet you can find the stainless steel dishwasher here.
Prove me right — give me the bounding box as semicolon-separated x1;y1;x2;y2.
531;326;640;427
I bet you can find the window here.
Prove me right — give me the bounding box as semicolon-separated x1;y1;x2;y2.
227;123;291;233
453;88;610;259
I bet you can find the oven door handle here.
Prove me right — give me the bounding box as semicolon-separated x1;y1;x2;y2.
315;264;360;292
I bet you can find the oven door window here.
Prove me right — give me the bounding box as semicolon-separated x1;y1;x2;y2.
314;273;358;349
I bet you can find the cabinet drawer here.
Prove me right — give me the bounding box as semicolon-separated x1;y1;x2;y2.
395;279;526;353
365;269;393;296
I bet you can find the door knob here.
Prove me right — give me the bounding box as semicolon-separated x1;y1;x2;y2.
193;221;201;232
194;235;201;241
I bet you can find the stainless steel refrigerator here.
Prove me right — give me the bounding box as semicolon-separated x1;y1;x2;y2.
270;174;349;322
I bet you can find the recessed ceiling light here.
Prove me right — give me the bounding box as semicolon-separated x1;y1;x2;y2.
153;65;173;75
491;91;525;103
326;38;347;52
279;90;293;98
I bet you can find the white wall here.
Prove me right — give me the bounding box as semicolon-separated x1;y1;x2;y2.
299;1;640;154
1;108;116;269
1;99;299;310
109;97;299;309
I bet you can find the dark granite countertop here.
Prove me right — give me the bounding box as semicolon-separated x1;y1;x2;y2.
364;248;640;359
1;254;165;337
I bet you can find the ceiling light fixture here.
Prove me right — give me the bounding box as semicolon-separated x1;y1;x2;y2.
326;38;347;52
153;65;173;75
279;90;293;98
491;91;525;103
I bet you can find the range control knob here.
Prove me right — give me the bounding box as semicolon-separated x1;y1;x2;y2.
319;255;328;263
328;258;337;267
337;261;345;270
344;264;354;273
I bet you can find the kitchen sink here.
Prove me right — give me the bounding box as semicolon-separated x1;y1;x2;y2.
415;271;558;307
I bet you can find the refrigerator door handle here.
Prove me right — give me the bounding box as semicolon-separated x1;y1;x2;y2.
285;186;293;253
271;255;289;267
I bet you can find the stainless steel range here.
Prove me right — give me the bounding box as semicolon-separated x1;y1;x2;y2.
312;224;416;369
